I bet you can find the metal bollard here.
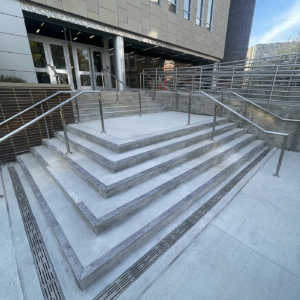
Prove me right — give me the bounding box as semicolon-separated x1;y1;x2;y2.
102;73;105;91
274;135;289;177
211;104;218;141
219;91;224;118
75;97;80;123
139;91;142;117
60;107;71;153
98;92;106;133
115;78;118;103
41;104;50;139
187;92;192;125
140;73;142;90
152;81;155;101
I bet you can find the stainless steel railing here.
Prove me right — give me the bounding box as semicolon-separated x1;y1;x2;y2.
0;90;106;153
142;53;300;103
185;91;289;177
232;92;300;152
46;64;68;85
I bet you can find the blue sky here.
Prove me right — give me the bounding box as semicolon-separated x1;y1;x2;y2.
249;0;300;47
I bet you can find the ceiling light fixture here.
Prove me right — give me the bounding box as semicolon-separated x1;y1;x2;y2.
126;43;131;46
130;52;134;54
77;31;81;35
41;22;44;26
109;48;113;51
73;37;78;40
36;29;40;33
89;35;95;39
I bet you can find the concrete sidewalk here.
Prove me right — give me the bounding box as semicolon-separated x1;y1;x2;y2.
121;150;300;300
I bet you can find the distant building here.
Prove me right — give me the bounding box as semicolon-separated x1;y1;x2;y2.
247;42;298;61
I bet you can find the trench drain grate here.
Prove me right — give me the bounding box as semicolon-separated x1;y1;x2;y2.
8;166;65;300
95;147;272;300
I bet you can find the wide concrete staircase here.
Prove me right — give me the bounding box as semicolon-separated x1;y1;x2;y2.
16;113;271;291
73;91;166;121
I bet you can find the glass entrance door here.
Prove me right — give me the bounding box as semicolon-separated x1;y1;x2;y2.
90;48;104;90
73;46;93;90
47;40;71;85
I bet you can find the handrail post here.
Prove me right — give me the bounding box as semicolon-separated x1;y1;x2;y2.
291;122;300;152
75;96;80;123
211;104;217;141
115;78;118;103
219;91;224;118
187;92;192;125
199;67;202;91
176;90;179;112
41;104;50;139
269;66;278;104
140;73;142;90
274;135;289;177
230;67;235;97
60;107;71;154
242;102;247;129
98;92;106;133
152;80;155;101
139;91;142;117
102;72;105;91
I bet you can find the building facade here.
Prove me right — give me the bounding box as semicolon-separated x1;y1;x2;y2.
222;0;256;62
1;0;234;90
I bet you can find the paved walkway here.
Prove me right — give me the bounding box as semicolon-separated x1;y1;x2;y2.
121;150;300;300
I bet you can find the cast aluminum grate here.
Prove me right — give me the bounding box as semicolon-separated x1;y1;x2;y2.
8;166;65;300
95;147;272;300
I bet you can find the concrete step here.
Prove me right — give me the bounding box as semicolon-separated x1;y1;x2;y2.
54;123;238;172
41;131;254;199
18;139;267;290
75;104;162;115
67;118;230;153
75;107;167;121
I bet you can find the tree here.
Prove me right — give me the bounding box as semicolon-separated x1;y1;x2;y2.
275;28;300;55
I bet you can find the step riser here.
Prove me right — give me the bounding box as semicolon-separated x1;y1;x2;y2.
67;119;229;154
105;134;256;199
79;142;267;289
44;131;252;202
55;124;238;173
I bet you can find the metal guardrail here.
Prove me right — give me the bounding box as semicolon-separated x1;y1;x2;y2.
232;92;300;152
142;53;300;103
0;90;106;154
46;64;68;85
198;91;289;177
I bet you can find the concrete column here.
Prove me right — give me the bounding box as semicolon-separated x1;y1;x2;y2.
113;36;126;91
0;0;37;83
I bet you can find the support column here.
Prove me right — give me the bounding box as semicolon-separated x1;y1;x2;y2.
113;36;126;91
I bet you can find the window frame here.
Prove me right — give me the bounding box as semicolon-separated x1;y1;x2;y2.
196;0;204;27
168;0;178;14
183;0;193;21
150;0;162;6
206;0;215;32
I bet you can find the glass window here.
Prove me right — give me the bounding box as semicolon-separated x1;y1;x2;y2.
206;0;215;31
55;74;69;84
196;0;204;26
29;41;47;68
168;0;176;13
36;72;50;83
80;75;91;86
183;0;191;20
76;49;90;71
150;0;160;4
93;52;102;72
95;76;103;87
50;44;66;70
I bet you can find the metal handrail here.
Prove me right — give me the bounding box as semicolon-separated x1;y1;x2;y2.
102;69;132;91
232;92;300;152
46;64;68;85
0;90;105;153
198;91;289;177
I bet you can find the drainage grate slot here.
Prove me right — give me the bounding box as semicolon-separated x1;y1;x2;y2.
8;167;65;300
95;147;272;300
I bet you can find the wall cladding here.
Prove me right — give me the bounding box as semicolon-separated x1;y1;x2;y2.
222;0;256;62
28;0;231;60
0;86;73;163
